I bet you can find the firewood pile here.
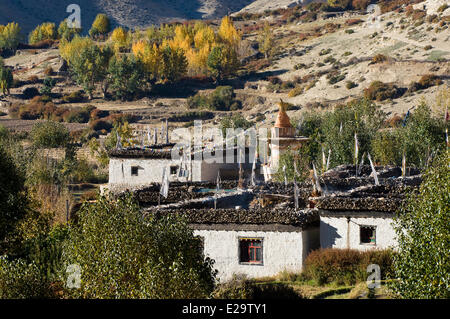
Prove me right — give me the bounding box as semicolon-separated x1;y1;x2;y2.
148;207;319;227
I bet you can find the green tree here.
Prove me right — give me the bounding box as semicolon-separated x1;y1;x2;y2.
107;54;146;100
63;193;216;298
70;44;113;99
30;121;70;148
207;44;239;81
160;45;187;82
57;19;81;42
258;22;276;59
40;76;56;96
0;22;21;51
327;0;352;9
89;14;110;39
0;144;29;253
390;152;449;298
372;101;446;167
0;61;13;96
220;113;252;136
28;22;57;45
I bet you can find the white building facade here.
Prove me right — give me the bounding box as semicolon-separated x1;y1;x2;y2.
194;225;320;281
319;211;398;251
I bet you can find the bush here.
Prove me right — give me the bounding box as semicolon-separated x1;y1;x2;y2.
30;121;70;148
22;87;40;99
371;54;388;64
61;90;85;103
418;74;442;88
319;48;332;56
437;4;449;13
288;86;304;97
63;193;216;298
187;86;240;111
364;81;402;101
43;66;54;76
0;258;53;298
346;81;358;89
408;74;443;93
9;97;57;120
213;275;300;299
64;107;91;123
169;111;214;122
90;119;113;132
303;248;394;285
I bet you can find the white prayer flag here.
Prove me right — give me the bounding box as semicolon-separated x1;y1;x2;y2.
283;165;288;186
354;132;359;163
294;177;299;210
116;131;122;149
402;152;406;178
326;149;331;171
312;163;323;193
367;153;379;186
160;167;169;198
322;146;326;172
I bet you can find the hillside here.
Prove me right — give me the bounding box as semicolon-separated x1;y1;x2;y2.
0;0;254;34
236;0;326;14
1;0;449;134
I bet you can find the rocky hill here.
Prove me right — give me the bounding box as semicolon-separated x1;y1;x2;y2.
0;0;255;34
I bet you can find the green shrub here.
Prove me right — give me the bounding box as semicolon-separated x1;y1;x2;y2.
0;258;54;298
303;248;394;285
319;48;332;56
346;81;358;89
61;90;85;103
63;193;216;298
30;121;70;148
187;86;240;111
90;119;113;132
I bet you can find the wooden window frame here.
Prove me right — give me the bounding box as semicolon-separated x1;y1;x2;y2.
360;225;377;245
238;237;263;265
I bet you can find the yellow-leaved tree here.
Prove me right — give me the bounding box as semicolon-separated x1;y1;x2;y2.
218;16;241;50
132;40;162;80
89;13;111;39
0;22;21;51
110;27;130;52
59;36;94;65
28;22;57;44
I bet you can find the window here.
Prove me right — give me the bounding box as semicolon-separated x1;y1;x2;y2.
131;166;139;176
239;238;263;264
170;166;178;175
360;226;376;245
